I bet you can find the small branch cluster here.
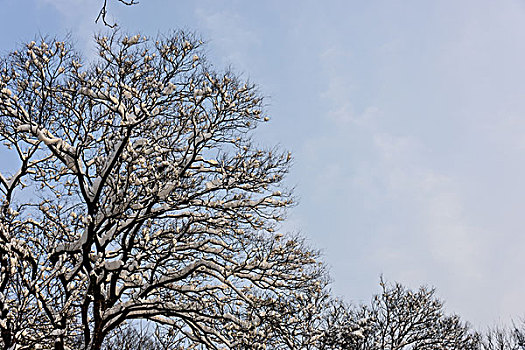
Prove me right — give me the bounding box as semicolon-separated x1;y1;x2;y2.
96;0;139;27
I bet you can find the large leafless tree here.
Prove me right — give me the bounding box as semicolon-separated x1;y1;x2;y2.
322;279;481;350
0;31;325;350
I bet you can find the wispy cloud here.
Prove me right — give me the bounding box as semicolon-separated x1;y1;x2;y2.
195;7;261;74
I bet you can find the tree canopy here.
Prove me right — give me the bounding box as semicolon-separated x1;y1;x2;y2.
0;31;325;350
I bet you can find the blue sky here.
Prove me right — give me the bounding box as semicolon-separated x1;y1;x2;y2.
2;0;525;328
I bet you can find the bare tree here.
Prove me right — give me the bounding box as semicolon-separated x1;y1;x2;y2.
483;322;525;350
0;31;325;350
322;279;481;350
101;321;185;350
96;0;139;27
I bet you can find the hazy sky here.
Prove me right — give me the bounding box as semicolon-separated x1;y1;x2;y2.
2;0;525;328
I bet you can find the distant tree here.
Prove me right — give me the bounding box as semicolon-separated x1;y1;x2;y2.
96;0;139;27
322;279;481;350
101;322;185;350
483;323;525;350
0;31;325;350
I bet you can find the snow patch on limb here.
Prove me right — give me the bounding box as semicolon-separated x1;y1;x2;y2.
79;87;129;118
104;260;123;271
96;217;136;246
87;139;125;202
158;182;176;199
78;87;104;100
54;223;90;257
17;124;62;146
142;260;226;293
0;169;17;189
205;178;222;190
0;88;12;97
0;172;8;189
50;329;65;337
87;177;102;200
162;82;176;95
16;124;80;172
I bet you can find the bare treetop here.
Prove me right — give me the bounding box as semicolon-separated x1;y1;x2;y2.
0;31;325;349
